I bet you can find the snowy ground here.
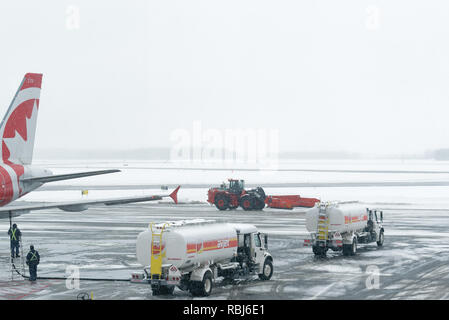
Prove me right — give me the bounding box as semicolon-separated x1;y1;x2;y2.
0;159;449;300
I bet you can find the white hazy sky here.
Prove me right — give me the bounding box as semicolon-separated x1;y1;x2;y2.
0;0;448;155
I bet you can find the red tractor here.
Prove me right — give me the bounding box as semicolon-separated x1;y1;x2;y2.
207;179;266;211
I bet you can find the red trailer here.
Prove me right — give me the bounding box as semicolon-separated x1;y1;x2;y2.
265;195;320;210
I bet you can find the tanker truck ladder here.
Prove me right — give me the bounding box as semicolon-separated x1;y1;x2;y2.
316;203;329;246
149;223;168;281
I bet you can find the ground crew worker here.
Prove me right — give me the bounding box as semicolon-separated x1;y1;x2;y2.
7;223;21;258
26;245;40;281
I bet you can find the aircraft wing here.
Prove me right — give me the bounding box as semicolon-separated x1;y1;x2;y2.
21;169;121;184
0;186;180;218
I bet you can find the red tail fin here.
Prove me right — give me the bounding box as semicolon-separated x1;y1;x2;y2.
0;73;43;165
169;186;181;204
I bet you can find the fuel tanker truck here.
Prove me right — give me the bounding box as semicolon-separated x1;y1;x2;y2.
131;219;274;296
304;202;384;257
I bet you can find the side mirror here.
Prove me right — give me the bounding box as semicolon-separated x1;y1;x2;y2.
380;211;383;222
264;234;268;249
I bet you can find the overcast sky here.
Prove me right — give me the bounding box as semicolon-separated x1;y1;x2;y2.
0;1;448;155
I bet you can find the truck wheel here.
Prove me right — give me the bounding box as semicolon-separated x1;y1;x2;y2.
240;195;254;211
200;271;213;297
350;238;357;256
190;271;213;297
342;245;350;256
258;259;273;280
215;194;229;211
313;246;327;257
377;231;384;247
152;285;174;296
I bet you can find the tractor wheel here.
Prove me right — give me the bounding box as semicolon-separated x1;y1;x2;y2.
253;198;265;210
255;187;266;200
214;194;229;211
240;195;254;211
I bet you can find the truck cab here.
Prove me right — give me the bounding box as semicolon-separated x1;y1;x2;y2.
364;209;384;245
233;225;273;280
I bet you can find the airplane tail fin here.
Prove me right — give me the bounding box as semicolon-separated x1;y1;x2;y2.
169;186;181;204
0;73;42;165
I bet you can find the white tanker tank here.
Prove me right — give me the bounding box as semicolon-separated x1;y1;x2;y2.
136;219;238;270
132;219;274;297
306;203;369;234
304;202;385;257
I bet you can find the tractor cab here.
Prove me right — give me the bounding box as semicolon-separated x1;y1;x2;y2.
228;179;245;194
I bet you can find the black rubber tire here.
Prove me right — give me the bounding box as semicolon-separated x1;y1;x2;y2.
342;244;351;256
188;284;198;296
190;271;213;297
152;285;175;296
214;194;229;211
200;272;213;296
377;231;384;247
258;259;273;280
350;238;357;256
255;187;266;200
313;246;327;257
240;195;254;211
253;198;265;210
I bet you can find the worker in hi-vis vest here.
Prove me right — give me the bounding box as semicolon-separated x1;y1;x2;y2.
7;223;22;258
26;245;40;281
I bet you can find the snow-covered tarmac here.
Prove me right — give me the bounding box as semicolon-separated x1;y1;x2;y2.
1;159;449;300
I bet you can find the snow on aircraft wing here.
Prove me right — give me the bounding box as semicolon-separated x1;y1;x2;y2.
0;186;180;218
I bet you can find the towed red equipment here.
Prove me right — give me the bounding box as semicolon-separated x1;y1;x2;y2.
207;179;319;211
265;195;320;210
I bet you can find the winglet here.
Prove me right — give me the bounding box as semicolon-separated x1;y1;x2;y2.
169;186;181;204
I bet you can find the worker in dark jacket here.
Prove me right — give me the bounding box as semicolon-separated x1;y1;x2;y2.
26;245;40;281
7;224;21;258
